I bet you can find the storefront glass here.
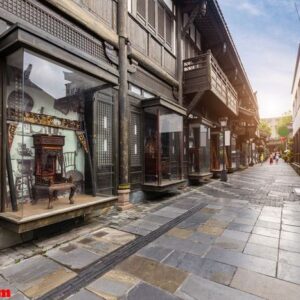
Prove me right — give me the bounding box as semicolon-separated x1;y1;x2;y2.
144;107;183;185
231;136;237;169
188;124;210;174
5;49;114;216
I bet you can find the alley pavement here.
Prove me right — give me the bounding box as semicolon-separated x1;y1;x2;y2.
2;161;300;299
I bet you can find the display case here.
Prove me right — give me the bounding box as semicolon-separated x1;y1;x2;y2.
4;48;116;220
229;135;238;171
142;97;186;191
188;120;212;182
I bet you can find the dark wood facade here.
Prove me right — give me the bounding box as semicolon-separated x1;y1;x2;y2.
0;0;259;236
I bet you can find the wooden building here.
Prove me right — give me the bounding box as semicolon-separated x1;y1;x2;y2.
0;0;258;248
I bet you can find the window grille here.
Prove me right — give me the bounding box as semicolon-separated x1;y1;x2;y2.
158;3;165;38
130;112;141;167
148;0;156;28
137;0;146;19
96;97;113;167
0;0;107;63
165;12;172;46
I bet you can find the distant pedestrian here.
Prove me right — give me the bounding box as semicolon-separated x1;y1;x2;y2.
275;152;279;164
260;153;264;166
269;154;273;165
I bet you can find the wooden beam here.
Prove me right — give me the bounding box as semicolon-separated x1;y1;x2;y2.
187;90;205;115
182;4;201;37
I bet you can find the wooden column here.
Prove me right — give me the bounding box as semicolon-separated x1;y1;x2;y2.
0;59;4;212
117;0;132;210
176;4;185;180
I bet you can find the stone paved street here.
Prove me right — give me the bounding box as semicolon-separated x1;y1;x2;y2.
2;161;300;299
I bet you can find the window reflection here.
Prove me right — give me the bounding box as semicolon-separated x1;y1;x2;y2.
144;107;183;186
6;49;114;212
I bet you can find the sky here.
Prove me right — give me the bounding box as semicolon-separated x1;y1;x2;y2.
218;0;300;118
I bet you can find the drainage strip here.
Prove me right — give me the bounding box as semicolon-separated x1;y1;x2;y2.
38;201;208;300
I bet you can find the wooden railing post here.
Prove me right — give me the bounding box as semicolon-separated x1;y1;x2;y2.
207;50;212;88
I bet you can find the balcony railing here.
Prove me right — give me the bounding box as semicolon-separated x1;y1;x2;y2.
183;51;238;115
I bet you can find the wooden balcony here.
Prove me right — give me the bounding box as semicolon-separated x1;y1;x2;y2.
183;51;238;116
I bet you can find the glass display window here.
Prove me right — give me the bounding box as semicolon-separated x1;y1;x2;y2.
5;48;114;217
142;98;185;188
231;135;237;169
188;123;211;174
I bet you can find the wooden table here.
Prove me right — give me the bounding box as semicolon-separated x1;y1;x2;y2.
32;182;76;209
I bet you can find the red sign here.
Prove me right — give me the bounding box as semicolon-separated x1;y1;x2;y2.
0;289;11;298
280;137;286;142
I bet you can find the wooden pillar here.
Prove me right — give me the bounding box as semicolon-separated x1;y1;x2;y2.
117;0;132;210
0;60;7;212
177;4;183;106
0;60;4;212
176;4;184;179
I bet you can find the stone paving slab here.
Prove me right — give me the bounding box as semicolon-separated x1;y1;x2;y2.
252;226;280;238
177;212;212;230
231;268;300;300
281;230;300;242
46;245;101;271
137;245;174;262
166;227;193;239
175;274;262;300
244;242;278;261
278;249;300;267
126;282;180;300
87;269;139;299
255;219;281;230
221;229;250;241
282;224;300;234
205;247;276;276
116;255;188;293
248;233;279;248
227;222;254;233
213;236;247;252
280;238;300;253
162;250;236;286
278;262;300;285
0;255;76;299
153;235;210;256
120;224;151;236
152;207;187;218
142;214;172;225
68;289;105;300
189;232;217;245
8;293;29;300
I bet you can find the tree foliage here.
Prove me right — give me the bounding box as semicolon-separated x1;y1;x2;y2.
258;120;271;137
277;112;292;137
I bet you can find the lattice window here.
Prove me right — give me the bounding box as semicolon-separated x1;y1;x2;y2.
158;3;165;38
96;99;113;167
148;0;155;29
0;0;107;62
137;0;146;19
165;12;172;46
130;112;141;167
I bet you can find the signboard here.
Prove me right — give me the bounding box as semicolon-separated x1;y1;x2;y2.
160;114;183;133
225;130;231;146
